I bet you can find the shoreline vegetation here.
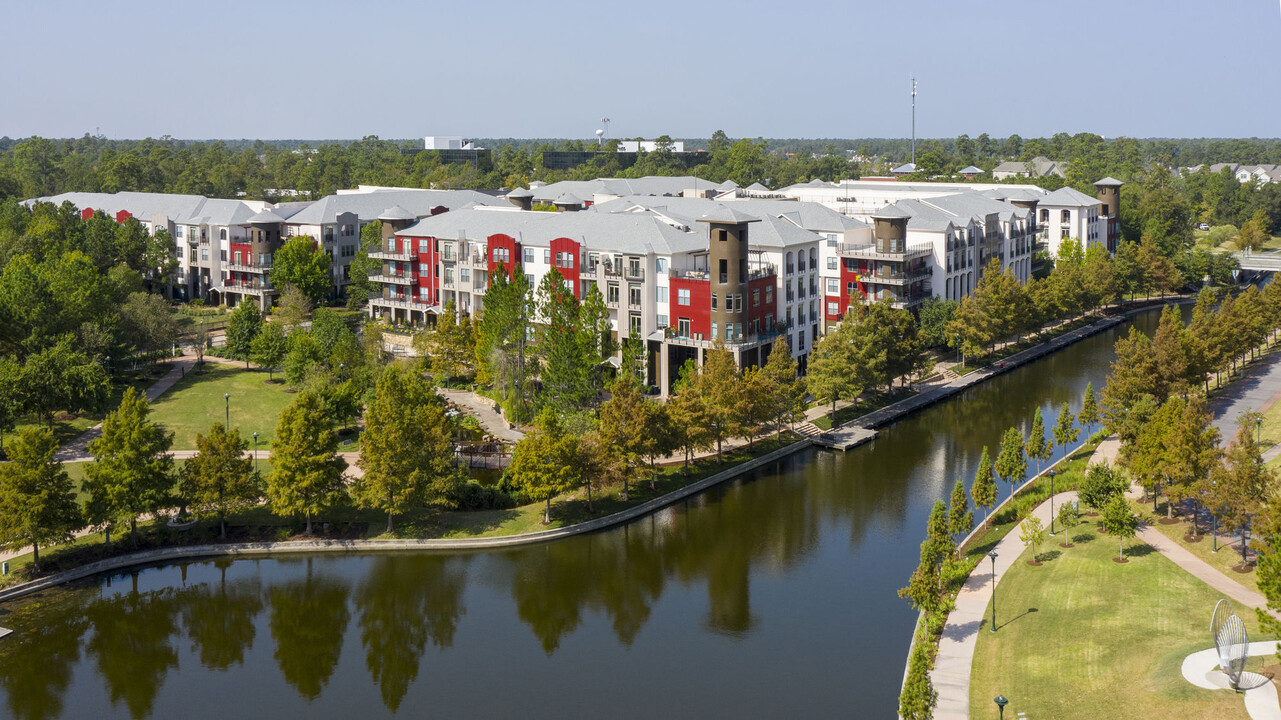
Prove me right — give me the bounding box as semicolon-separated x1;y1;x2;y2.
0;297;1188;603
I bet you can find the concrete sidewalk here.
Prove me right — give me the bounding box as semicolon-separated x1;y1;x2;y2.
930;489;1078;720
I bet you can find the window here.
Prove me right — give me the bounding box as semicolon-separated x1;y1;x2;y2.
628;284;641;306
711;322;718;340
677;318;691;336
629;313;642;335
656;285;668;303
608;283;620;304
678;288;690;305
786;252;794;274
460;268;470;283
827;233;838;247
1040;208;1049;223
189;248;197;261
581;279;595;295
175;226;184;238
711;293;718;311
1061;209;1070;224
752;289;760;307
444;267;454;284
492;247;509;264
201;248;209;261
233;251;241;265
523;248;535;265
544;249;551;265
219;228;227;240
827;257;838;270
765;313;774;331
419;239;429;253
657;314;668;328
765;286;773;304
828;301;839;316
442;242;454;260
719;259;728;284
826;278;839;295
525;273;534;286
656;258;667;274
798;330;806;351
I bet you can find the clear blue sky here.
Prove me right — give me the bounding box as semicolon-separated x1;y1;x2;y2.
3;0;1277;141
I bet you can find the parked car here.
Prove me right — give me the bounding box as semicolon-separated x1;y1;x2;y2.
1197;222;1210;231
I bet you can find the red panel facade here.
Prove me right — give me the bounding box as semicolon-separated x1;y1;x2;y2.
549;237;581;298
115;209;133;223
670;276;711;338
747;273;775;334
81;208;94;220
486;233;521;280
834;257;872;317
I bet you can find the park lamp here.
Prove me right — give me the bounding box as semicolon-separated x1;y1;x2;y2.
224;393;230;428
989;550;999;632
994;695;1009;719
1048;469;1058;535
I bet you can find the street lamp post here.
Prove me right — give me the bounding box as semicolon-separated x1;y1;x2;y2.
339;363;345;382
224;393;230;429
994;695;1008;720
1257;416;1263;447
253;431;259;475
989;550;999;632
1049;469;1057;535
1213;512;1219;552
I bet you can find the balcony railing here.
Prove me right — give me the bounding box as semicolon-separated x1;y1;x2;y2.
837;243;932;262
749;263;777;280
371;296;433;310
369;249;415;261
672;268;711;281
369;273;414;286
224;262;271;274
221;280;276;295
662;326;781;349
625;266;645;281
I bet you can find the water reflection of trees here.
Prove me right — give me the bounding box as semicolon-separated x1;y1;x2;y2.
85;580;181;719
268;559;351;701
356;555;466;711
180;559;263;670
0;603;88;720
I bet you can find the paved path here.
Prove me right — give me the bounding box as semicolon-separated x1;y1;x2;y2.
435;388;525;442
54;354;200;461
1209;347;1281;444
931;489;1078;720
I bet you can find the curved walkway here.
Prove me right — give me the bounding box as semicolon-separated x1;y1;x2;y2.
930;489;1078;720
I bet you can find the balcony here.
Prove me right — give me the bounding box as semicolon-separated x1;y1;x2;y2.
659;326;781;349
748;263;777;280
837;243;932;262
862;265;932;286
370;295;433;311
369;272;414;286
224;262;271;274
625;266;645;281
606;297;620;309
369;249;415;261
672;268;711;281
220;279;276;296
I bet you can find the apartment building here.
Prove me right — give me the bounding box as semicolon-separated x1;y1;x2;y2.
32;187;503;309
1032;185;1110;257
368;199;841;391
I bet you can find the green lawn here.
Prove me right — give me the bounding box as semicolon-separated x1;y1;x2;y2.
149;363;295;449
1132;497;1259;594
9;365;168;448
970;514;1267;720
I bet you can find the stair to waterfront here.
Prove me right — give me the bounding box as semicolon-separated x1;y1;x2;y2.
795;422;825;438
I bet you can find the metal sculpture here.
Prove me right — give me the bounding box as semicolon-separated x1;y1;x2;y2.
1211;598;1250;689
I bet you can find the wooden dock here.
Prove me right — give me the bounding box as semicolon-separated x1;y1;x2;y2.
812;425;877;451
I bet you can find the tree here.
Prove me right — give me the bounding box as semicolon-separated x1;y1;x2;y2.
994;426;1027;497
1025;407;1051;475
973;445;998;527
119;291;179;362
18;335;109;427
346;220;382;310
266;392;348;534
1100;327;1160;435
354;365;456;533
534;268;592;413
948;478;973;538
1163;396;1220;520
1057;501;1080;533
418;299;472;387
1079;382;1100;438
807;323;857;422
84;387;175;546
0;356;23;454
225;300;263;367
0;427;82;572
475;264;533;422
598;376;648;500
1237;209;1270;251
180;422;258;538
1209;417;1277;564
1101;494;1138;561
1019;516;1046;562
694;344;744;462
1079;463;1126;511
250;322;288;382
917;297;958;348
271;235;331;305
1051;402;1079;454
506;410;579;523
274;285;311;332
899;500;953;613
760;340;805;440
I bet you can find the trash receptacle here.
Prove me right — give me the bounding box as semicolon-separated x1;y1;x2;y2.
2;561;8;576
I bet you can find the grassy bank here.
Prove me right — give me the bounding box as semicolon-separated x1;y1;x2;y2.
969;512;1267;719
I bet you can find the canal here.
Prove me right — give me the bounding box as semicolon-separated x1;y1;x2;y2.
0;309;1169;720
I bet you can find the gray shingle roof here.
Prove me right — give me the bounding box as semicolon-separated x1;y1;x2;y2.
505;188;534;199
871;204;912;219
286;189;502;225
553;193;584;205
960;165;983;175
396;207;707;256
587;195;867;233
1093;176;1123;187
530;176;719;204
248;209;286;224
892;163;917;174
697;206;759;224
1036;186;1101;208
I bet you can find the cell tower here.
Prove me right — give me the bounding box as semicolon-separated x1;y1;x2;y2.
910;78;917;166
